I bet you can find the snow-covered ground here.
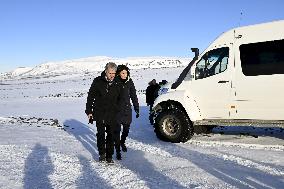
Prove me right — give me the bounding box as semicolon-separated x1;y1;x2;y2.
0;67;283;188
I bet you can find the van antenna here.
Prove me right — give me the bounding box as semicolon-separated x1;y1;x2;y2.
238;10;243;27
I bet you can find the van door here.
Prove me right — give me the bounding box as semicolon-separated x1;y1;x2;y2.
234;38;284;120
187;46;232;119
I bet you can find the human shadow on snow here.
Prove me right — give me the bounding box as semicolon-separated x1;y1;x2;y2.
119;150;197;189
64;119;98;160
64;119;112;189
23;143;54;189
76;155;111;189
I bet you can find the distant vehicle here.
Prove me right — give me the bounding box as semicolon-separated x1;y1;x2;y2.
157;80;171;96
152;20;284;143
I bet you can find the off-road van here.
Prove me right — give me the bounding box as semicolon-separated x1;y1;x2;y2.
152;20;284;143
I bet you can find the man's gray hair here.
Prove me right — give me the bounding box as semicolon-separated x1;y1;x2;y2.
105;62;117;71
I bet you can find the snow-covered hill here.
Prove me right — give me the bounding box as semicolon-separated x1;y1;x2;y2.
0;67;33;79
0;56;191;80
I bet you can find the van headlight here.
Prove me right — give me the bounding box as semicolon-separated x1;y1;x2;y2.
158;87;169;95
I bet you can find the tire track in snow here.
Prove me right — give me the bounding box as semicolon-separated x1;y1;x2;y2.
221;154;284;177
90;162;149;189
186;140;284;177
187;140;284;151
126;139;173;158
135;140;284;188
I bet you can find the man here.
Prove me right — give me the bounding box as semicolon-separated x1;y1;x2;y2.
145;79;160;124
85;62;121;163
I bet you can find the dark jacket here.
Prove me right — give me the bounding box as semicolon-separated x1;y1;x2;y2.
85;72;122;125
116;76;139;125
146;84;160;105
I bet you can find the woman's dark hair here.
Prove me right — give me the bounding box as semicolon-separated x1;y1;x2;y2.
117;64;130;77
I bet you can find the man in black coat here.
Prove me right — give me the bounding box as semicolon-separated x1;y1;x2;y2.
85;62;122;163
146;79;160;124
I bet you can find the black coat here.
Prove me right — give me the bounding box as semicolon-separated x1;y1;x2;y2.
85;72;122;125
116;77;139;125
146;84;160;105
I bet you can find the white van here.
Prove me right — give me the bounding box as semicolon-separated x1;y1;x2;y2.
152;20;284;142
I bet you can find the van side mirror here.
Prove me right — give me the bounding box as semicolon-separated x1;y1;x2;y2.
195;67;203;79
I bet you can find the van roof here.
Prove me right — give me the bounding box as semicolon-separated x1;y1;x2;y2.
205;19;284;52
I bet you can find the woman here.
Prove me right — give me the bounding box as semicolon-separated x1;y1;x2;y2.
114;65;139;160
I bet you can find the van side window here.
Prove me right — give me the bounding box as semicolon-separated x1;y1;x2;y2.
195;47;229;80
240;39;284;76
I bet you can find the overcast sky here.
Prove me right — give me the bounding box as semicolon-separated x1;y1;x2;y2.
1;0;284;73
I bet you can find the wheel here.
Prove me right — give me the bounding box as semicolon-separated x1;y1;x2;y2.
154;108;194;143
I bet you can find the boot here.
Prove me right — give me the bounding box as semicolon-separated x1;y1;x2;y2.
116;152;122;160
106;158;114;164
99;154;106;162
121;143;127;152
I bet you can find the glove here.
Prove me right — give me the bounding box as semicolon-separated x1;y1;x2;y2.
88;114;94;124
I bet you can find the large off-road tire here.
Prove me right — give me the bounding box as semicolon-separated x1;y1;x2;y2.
154;109;194;143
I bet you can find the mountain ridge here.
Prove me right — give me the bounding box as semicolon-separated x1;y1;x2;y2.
1;56;191;80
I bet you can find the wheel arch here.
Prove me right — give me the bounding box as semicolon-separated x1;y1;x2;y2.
153;100;192;123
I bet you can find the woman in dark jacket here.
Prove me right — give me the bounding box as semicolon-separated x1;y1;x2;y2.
114;65;139;160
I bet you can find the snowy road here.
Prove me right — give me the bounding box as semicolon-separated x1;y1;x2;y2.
1;69;284;188
1;108;283;189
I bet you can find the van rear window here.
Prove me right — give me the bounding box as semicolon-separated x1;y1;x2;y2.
240;39;284;76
